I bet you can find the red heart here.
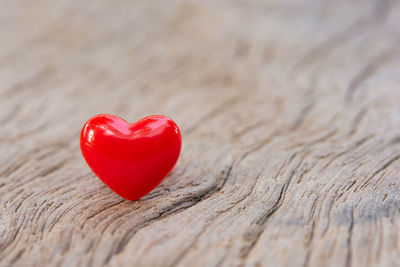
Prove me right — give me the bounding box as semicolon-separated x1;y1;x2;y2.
80;114;182;201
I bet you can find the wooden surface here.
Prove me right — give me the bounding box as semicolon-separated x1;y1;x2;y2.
1;1;400;266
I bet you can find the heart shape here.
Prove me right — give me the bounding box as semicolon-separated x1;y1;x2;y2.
80;114;182;200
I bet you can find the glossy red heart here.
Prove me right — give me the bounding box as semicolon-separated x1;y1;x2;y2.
80;114;182;201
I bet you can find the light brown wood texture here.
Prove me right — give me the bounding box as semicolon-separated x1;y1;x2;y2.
1;1;400;266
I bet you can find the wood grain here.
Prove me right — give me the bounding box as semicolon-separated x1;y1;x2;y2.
1;0;400;266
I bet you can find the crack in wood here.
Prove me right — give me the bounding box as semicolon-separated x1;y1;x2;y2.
345;206;354;267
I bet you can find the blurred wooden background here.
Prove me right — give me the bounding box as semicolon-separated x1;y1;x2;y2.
1;0;400;266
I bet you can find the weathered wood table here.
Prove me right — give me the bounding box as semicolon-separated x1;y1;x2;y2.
1;1;400;266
